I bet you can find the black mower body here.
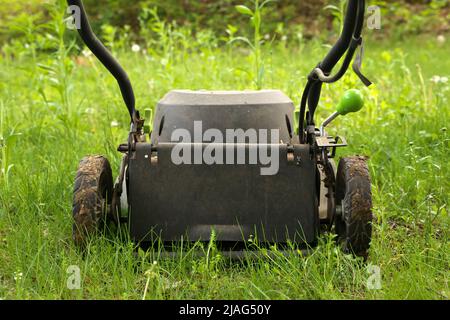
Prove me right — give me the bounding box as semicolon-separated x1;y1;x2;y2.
69;0;373;257
128;91;319;245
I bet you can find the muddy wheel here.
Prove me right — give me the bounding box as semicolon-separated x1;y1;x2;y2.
72;155;113;247
334;156;372;259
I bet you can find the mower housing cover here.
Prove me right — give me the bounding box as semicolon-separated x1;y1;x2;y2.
128;90;319;245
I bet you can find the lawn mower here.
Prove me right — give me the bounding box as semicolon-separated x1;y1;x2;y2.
69;0;373;258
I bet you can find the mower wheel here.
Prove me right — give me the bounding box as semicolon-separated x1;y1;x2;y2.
72;155;113;247
334;156;372;259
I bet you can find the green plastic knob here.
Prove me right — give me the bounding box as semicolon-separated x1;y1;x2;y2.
336;89;364;115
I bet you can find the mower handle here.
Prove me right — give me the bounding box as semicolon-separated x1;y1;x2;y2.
318;0;361;74
298;0;368;143
67;0;136;122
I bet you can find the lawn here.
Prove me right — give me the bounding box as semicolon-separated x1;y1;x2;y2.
0;13;448;299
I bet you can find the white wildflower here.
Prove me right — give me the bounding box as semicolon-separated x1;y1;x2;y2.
437;35;446;44
430;75;449;84
82;49;92;57
431;75;440;84
131;44;141;53
13;271;23;281
162;277;182;290
110;120;119;127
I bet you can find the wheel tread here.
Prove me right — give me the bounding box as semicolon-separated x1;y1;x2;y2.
335;156;373;259
72;155;113;247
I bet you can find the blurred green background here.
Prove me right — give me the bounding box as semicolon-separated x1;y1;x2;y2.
1;0;449;53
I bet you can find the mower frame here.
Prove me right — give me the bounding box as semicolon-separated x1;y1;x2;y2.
68;0;372;254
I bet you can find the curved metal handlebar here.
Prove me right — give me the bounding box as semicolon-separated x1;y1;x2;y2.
298;0;367;143
67;0;136;122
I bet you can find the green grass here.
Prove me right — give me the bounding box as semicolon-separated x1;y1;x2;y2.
0;20;449;299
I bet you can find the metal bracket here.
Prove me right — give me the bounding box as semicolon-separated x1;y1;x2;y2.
316;135;347;148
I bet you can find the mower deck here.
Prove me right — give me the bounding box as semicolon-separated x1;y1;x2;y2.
127;90;319;245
